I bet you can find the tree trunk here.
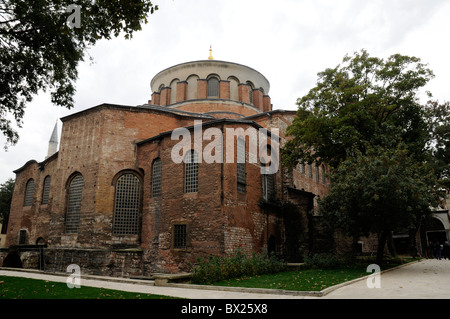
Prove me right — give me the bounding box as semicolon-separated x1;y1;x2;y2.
376;230;389;265
387;232;397;257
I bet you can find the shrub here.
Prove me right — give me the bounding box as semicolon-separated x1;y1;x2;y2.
303;253;342;269
190;241;287;284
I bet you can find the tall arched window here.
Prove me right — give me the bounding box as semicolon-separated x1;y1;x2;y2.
24;179;35;207
42;176;51;205
152;158;162;197
237;137;246;193
65;174;84;234
247;81;254;105
308;164;313;178
113;173;141;235
186;74;199;100
207;77;219;97
262;173;275;201
170;78;179;104
185;150;198;193
321;164;327;184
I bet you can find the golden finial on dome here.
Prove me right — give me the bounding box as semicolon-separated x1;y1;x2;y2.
208;45;214;60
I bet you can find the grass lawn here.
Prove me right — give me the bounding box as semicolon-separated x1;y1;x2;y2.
212;259;417;292
0;276;177;299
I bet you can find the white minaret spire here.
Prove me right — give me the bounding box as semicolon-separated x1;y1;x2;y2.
46;120;58;159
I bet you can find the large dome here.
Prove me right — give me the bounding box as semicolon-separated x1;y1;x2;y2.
151;60;270;95
148;59;272;118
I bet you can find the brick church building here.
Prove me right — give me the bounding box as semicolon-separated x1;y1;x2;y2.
2;52;332;276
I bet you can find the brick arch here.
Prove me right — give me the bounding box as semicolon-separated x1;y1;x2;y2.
65;171;83;189
207;73;221;81
111;169;143;186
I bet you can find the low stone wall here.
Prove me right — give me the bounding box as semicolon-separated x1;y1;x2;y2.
0;246;145;278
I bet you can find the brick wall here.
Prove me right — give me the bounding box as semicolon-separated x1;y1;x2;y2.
6;102;333;274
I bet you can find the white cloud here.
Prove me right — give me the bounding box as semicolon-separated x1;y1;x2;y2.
1;0;450;183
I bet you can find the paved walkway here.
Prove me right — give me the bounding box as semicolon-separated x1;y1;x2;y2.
1;259;450;299
321;258;450;299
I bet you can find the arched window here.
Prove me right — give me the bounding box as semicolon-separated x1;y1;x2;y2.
170;78;179;104
186;74;199;100
262;173;275;201
207;77;219;97
185;150;198;193
246;81;254;105
315;163;320;182
299;163;305;174
308;164;313;178
321;164;327;183
152;158;162;197
237;137;246;193
261;146;275;200
42;176;51;205
228;76;239;101
65;174;84;234
113;173;141;235
24;179;35;207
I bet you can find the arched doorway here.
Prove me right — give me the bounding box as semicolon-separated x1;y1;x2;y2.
425;217;448;244
420;214;449;257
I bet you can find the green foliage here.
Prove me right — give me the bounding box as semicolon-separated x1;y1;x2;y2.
319;145;442;263
0;0;158;146
0;178;15;223
190;241;287;284
320;145;441;235
303;253;354;269
426;100;450;189
282;49;435;169
304;253;341;269
282;49;448;263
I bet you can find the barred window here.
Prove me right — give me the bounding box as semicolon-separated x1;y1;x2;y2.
237;137;246;193
42;176;51;205
113;173;141;235
185;150;198;193
173;224;187;249
207;77;219;97
262;173;275;201
65;174;84;234
152;158;162;197
24;179;35;207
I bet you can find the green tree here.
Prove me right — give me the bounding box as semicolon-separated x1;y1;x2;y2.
0;178;15;226
282;49;435;169
426;100;450;189
282;50;446;263
319;146;441;264
0;0;158;146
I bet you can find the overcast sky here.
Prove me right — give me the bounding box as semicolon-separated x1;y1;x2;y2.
1;0;450;183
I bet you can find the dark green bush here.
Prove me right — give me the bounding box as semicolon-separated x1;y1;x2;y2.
303;253;342;269
190;241;287;284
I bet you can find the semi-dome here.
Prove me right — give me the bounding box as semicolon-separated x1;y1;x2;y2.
148;59;272;118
